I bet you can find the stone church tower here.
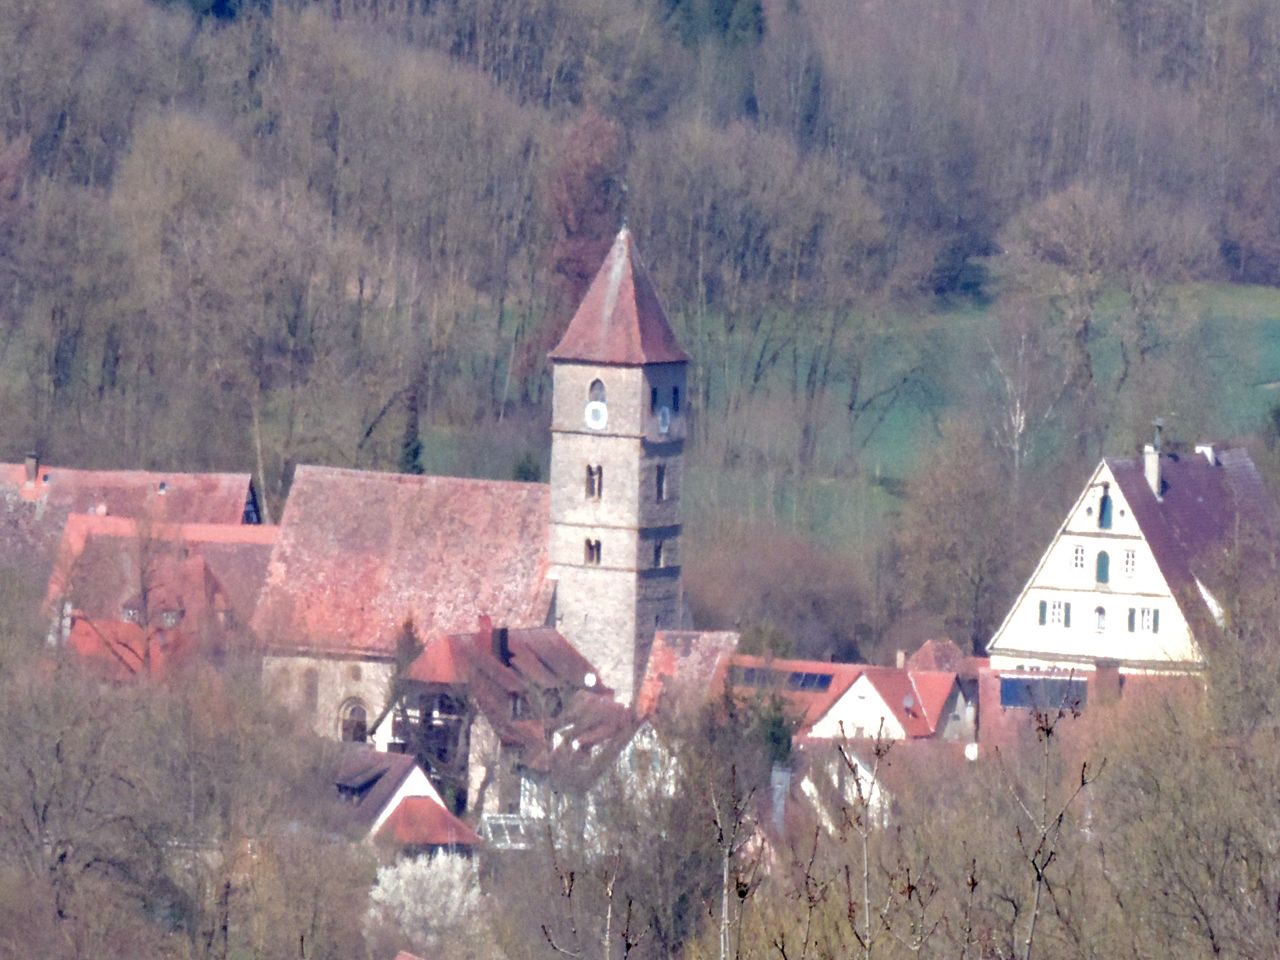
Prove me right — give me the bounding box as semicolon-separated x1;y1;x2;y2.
548;228;688;707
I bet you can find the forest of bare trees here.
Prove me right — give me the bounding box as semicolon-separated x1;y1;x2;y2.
5;0;1280;655
5;4;1280;953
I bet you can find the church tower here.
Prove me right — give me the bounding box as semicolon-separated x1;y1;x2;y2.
548;227;688;707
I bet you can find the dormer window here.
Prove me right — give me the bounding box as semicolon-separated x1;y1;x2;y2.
586;465;603;500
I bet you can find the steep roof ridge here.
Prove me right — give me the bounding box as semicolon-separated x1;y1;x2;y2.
548;227;690;366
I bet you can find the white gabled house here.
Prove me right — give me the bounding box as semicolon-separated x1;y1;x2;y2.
987;434;1280;704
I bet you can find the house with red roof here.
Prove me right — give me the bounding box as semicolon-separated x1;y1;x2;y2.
711;653;974;744
42;514;276;680
0;455;258;623
986;431;1280;722
367;617;634;839
329;746;479;854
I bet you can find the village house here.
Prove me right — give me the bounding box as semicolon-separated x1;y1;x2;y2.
42;513;277;680
327;746;480;855
0;456;259;621
985;429;1280;727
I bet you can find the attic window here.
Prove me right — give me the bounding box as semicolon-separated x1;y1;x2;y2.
586;465;603;500
584;539;602;565
340;700;368;743
1098;491;1113;529
589;379;606;403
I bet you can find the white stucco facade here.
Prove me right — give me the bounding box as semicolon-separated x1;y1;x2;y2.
987;462;1205;674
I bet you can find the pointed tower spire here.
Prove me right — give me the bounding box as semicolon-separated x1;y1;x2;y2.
549;228;689;366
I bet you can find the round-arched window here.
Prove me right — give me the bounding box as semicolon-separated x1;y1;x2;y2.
340;699;368;743
588;379;606;403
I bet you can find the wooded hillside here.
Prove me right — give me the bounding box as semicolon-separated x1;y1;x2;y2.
5;0;1280;658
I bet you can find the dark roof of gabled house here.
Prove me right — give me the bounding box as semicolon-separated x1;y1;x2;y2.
548;227;690;367
328;745;476;849
252;467;552;656
1106;446;1280;609
402;622;618;753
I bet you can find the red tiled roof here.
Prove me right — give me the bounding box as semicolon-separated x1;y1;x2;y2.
252;467;551;656
0;462;255;618
858;667;958;738
712;654;959;739
394;953;427;960
375;795;480;848
46;515;276;628
548;227;690;367
636;630;740;717
710;654;864;733
67;617;194;682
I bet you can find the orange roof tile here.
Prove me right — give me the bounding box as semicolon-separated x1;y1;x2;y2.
1;461;255;619
713;655;960;740
67;617;194;682
711;654;864;733
252;467;551;656
375;795;480;848
636;630;739;717
46;514;277;628
548;227;689;367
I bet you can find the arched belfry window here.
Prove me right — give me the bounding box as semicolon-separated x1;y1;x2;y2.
1096;551;1110;584
1098;489;1113;529
588;379;606;403
340;700;368;743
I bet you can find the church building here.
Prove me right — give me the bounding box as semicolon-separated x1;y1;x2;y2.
251;227;689;746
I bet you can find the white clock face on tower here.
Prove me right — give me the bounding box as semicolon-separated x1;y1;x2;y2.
584;400;608;431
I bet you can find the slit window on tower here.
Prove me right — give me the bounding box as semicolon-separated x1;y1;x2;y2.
586;465;602;500
584;539;602;565
653;541;665;568
672;386;681;413
656;464;666;502
650;386;658;413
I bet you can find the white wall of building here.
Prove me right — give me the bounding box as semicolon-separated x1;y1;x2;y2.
988;463;1203;671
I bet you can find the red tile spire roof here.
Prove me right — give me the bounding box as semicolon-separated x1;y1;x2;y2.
549;227;690;366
